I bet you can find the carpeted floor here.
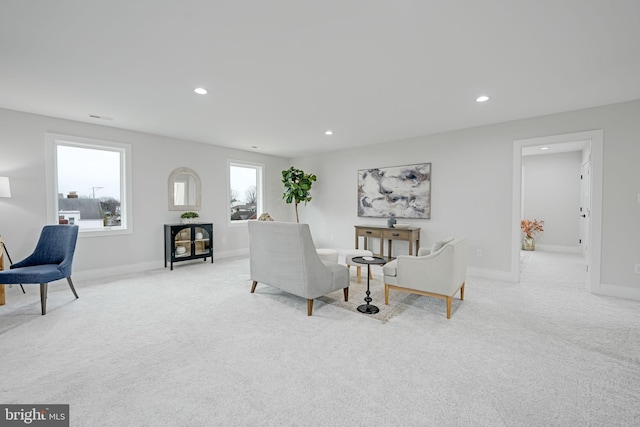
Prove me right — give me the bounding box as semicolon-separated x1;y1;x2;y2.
318;277;423;323
1;250;639;426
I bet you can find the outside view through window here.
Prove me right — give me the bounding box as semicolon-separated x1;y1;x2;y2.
57;144;122;229
230;164;258;221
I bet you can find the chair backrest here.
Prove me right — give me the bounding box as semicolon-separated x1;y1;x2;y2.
450;238;467;288
26;225;79;274
248;221;330;298
396;238;466;295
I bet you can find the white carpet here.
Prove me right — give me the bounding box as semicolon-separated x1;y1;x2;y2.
318;278;424;323
1;251;639;426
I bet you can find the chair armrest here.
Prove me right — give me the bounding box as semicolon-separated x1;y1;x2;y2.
10;254;38;269
57;254;75;276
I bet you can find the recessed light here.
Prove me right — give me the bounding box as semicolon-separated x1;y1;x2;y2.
541;147;550;150
476;95;489;103
251;145;262;150
325;130;333;135
88;114;114;121
194;88;208;95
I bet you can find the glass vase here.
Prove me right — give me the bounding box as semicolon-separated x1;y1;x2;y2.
522;236;535;251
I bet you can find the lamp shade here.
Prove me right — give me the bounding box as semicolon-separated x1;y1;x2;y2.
0;176;11;198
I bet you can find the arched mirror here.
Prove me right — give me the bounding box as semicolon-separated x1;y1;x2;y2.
168;167;201;211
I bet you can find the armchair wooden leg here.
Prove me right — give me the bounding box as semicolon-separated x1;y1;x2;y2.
250;281;257;293
384;284;389;305
446;296;452;319
356;266;362;283
343;287;349;301
460;282;465;300
307;299;313;316
369;268;373;280
67;277;79;299
40;283;48;315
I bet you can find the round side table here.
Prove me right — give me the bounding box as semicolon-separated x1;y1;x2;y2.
351;256;386;314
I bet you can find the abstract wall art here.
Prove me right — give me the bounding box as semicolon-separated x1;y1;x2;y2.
357;163;431;219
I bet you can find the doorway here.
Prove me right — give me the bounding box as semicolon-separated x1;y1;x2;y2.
520;144;588;288
512;130;603;293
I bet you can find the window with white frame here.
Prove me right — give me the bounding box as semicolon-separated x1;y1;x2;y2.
229;161;263;223
46;133;132;235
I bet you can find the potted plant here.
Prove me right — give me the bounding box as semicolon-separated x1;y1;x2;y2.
521;219;544;251
180;211;199;224
282;166;317;223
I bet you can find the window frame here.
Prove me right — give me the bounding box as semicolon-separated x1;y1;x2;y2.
227;160;264;227
45;132;133;237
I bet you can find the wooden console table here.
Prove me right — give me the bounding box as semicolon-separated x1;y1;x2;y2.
354;225;421;261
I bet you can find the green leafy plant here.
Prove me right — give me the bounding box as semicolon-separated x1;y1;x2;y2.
282;166;317;223
180;211;199;219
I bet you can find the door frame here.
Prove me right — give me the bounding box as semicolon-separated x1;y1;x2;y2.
580;161;591;259
511;130;603;293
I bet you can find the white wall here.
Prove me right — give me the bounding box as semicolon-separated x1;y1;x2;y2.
2;99;640;299
292;99;640;297
522;151;581;250
0;108;293;278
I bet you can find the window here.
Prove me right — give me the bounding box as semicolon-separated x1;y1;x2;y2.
46;133;132;236
228;161;263;223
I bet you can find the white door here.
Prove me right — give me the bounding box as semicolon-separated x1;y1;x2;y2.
579;161;591;259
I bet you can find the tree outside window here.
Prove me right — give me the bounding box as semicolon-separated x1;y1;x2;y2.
229;162;262;222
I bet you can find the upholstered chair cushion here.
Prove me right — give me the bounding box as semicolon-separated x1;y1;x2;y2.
0;225;80;315
431;237;454;253
382;259;398;279
383;238;467;319
417;247;431;257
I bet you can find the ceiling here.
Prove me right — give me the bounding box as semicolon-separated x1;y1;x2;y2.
1;1;639;158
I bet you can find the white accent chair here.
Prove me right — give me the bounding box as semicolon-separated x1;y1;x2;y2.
248;221;349;316
316;248;339;263
383;238;466;319
345;249;373;283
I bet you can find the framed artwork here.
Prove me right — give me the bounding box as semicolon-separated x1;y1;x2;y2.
357;163;431;219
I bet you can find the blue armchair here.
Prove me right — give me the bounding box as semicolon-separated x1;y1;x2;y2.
0;225;79;315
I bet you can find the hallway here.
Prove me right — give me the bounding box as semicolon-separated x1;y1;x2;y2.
520;249;587;290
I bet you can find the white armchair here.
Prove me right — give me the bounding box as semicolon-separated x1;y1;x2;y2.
383;238;466;319
248;221;349;316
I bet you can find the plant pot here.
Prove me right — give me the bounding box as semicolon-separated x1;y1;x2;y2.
522;236;535;251
181;218;197;224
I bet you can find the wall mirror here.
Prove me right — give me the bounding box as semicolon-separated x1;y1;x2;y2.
168;167;201;211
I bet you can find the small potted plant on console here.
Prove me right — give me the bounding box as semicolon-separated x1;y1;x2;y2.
180;211;199;224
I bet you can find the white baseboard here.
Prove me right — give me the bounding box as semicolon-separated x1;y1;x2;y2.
72;260;161;282
467;267;516;282
535;244;581;254
215;248;249;259
73;249;250;282
591;283;640;301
